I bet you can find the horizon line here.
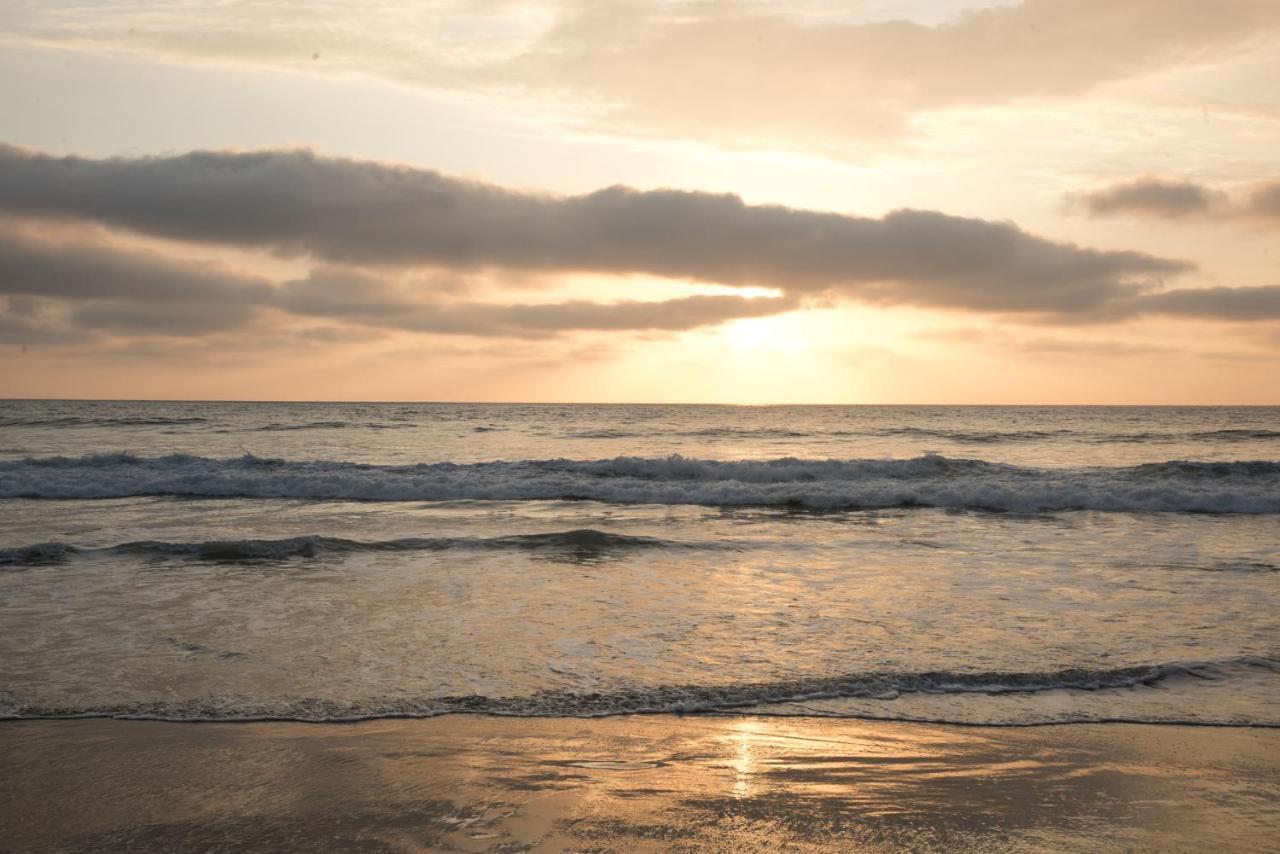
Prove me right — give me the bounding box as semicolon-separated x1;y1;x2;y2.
2;398;1278;408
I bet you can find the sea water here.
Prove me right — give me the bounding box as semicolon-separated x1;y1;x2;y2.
1;401;1277;725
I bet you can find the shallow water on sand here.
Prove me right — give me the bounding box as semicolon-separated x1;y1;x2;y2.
2;717;1277;852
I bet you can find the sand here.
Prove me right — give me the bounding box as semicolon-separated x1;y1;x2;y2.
2;715;1277;852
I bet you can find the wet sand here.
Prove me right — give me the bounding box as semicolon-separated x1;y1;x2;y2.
1;716;1277;852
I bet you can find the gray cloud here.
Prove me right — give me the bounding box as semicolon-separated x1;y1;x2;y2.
0;311;86;347
277;268;798;337
1244;181;1280;222
0;229;274;303
1126;285;1280;320
1070;177;1222;219
67;300;262;336
4;145;1275;340
1071;176;1280;225
391;294;797;337
0;231;796;339
0;229;274;337
0;145;1190;317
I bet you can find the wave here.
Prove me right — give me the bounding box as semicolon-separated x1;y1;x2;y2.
1088;429;1280;444
229;421;416;432
0;415;210;428
868;427;1070;443
1204;560;1280;573
2;452;1278;512
0;529;706;567
5;657;1275;723
859;427;1280;444
676;428;812;439
566;429;641;439
249;420;356;431
0;542;81;567
562;426;1280;444
8;412;1278;446
566;427;1075;442
572;428;813;440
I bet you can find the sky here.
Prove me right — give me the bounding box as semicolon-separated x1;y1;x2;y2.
0;0;1278;403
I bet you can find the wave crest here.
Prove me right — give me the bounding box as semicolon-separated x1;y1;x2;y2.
2;450;1280;512
2;452;1278;513
5;657;1275;722
0;529;709;567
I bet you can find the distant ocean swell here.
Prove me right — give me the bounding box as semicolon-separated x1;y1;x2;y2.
4;657;1276;724
567;427;1280;443
5;415;1280;444
2;452;1279;512
0;416;211;428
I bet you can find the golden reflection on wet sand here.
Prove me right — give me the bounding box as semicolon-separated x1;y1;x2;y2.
1;715;1277;852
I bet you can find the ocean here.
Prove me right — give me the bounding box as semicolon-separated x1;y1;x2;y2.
1;401;1277;726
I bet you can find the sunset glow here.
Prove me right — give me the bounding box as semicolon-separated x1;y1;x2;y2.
1;1;1278;402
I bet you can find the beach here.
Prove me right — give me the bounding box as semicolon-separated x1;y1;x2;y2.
3;716;1277;852
3;402;1278;851
4;7;1279;849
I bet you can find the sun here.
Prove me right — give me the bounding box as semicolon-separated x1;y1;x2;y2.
720;314;813;353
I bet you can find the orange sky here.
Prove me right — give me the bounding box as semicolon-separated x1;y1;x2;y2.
1;0;1278;403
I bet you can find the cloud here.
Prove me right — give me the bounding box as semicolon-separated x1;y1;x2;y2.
0;228;273;303
277;268;798;337
0;310;85;346
1244;180;1280;222
8;1;1278;146
918;327;1267;362
1018;337;1175;357
66;300;262;336
1069;176;1223;218
0;145;1190;318
0;228;274;336
1070;176;1280;225
1126;285;1280;320
0;230;796;340
508;0;1280;145
4;145;1275;343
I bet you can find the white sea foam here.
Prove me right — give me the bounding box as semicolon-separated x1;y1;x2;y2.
2;452;1278;512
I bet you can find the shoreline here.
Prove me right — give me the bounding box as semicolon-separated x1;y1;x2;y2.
4;715;1277;852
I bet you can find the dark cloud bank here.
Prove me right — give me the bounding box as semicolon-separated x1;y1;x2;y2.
0;145;1276;345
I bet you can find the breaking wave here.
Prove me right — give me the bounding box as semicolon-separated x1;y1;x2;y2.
2;452;1278;513
4;657;1276;723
